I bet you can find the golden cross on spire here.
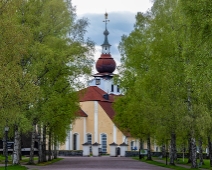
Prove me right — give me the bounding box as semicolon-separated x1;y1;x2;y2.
103;12;110;27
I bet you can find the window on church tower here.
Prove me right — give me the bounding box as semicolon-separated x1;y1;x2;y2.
111;85;114;92
96;79;100;85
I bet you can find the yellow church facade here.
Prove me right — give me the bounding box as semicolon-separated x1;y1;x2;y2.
60;86;140;154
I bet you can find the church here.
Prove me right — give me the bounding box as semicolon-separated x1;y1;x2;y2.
60;13;140;154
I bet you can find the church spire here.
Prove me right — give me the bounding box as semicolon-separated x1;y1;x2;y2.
95;13;116;76
101;12;111;54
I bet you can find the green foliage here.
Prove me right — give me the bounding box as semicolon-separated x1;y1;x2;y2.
0;165;27;170
114;0;212;159
0;0;94;150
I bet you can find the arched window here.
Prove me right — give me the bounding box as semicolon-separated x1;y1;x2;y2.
101;134;107;153
86;133;92;152
73;133;78;150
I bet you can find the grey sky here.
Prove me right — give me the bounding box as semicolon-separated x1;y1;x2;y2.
72;0;153;73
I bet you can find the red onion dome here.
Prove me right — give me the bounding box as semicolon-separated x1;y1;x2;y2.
96;54;116;73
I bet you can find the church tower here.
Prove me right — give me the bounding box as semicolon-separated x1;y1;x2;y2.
88;13;120;95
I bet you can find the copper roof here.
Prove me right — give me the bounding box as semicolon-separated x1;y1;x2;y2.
96;54;116;73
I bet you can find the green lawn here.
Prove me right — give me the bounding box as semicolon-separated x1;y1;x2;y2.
176;158;212;169
0;165;27;170
0;154;38;164
0;155;63;169
133;157;189;169
36;158;63;166
134;156;212;169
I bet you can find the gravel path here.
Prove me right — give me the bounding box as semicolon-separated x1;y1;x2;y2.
24;156;171;170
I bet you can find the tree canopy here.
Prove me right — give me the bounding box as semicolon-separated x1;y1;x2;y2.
114;0;212;167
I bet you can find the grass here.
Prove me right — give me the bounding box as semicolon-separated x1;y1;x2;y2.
176;158;212;169
0;165;27;170
134;156;212;169
0;155;63;170
21;156;38;163
36;158;63;166
133;157;190;170
0;154;39;164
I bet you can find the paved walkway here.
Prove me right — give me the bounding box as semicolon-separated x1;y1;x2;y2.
23;156;172;170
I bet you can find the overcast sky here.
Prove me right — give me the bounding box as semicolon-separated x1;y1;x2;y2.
72;0;153;73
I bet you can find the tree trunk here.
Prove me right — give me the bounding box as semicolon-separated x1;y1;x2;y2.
3;135;6;156
187;136;192;163
208;137;212;167
190;137;197;169
13;125;20;165
199;138;204;165
19;133;22;161
169;133;176;165
38;124;43;163
54;139;57;159
146;135;152;160
42;125;47;162
48;131;52;161
139;139;143;150
28;122;36;164
162;144;166;158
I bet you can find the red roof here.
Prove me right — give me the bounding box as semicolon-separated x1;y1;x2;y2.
78;86;120;120
98;101;115;119
79;86;115;102
75;109;88;117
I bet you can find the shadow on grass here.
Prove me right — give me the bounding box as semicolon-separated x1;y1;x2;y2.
133;157;189;170
36;158;63;166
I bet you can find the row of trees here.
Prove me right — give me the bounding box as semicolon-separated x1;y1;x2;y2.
114;0;212;168
0;0;94;165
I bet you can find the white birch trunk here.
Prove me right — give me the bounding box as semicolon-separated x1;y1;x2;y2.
191;137;197;168
29;123;36;164
13;126;20;165
19;133;22;161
